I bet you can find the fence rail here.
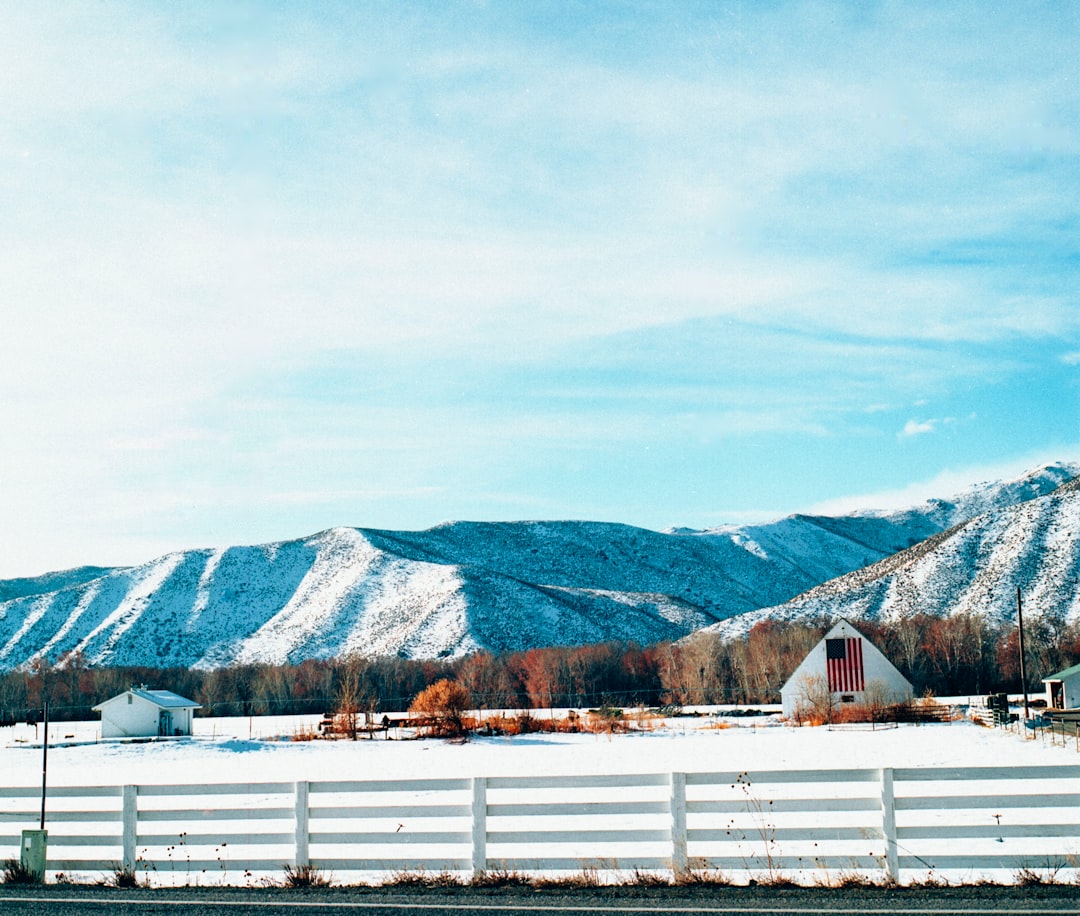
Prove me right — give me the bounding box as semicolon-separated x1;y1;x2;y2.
3;764;1080;885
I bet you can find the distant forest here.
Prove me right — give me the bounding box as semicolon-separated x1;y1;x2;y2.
3;613;1079;724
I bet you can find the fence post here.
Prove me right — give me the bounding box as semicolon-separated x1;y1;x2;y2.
122;785;137;873
294;781;309;867
669;772;688;880
880;767;898;884
471;777;487;878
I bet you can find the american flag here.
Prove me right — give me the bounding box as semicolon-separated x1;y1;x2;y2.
826;637;864;692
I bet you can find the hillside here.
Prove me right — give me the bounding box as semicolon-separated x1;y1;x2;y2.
0;462;1075;669
709;473;1080;637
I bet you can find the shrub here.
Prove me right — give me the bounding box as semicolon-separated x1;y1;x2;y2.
409;679;472;738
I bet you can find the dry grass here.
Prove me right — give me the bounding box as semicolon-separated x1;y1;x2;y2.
386;869;462;888
829;871;882;888
748;873;800;888
2;858;41;885
673;866;734;887
906;873;950;888
532;866;604;889
626;869;670;887
1015;864;1064;886
470;868;534;887
106;865;142;888
279;864;333;888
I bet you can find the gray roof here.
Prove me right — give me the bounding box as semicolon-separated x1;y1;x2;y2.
1044;661;1080;683
129;687;200;709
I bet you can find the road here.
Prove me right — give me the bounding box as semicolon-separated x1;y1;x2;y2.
1;885;1079;916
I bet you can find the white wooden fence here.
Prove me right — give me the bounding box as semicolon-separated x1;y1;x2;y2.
3;765;1079;885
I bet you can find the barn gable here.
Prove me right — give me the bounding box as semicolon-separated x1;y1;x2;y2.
780;619;912;719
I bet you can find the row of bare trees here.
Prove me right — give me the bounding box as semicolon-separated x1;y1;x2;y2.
2;612;1078;724
0;653;456;725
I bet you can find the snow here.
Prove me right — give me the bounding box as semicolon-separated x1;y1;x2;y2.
4;712;1076;888
1;713;1072;790
3;463;1078;669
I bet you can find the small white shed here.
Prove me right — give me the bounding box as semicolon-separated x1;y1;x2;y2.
781;619;912;719
93;686;200;739
1043;662;1080;710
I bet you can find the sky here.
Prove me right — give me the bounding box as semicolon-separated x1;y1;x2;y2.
2;2;1079;579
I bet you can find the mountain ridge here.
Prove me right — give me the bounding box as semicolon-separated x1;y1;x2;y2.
0;462;1077;670
707;470;1080;637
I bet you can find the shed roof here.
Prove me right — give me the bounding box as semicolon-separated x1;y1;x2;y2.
93;687;200;712
130;687;200;708
1043;661;1080;682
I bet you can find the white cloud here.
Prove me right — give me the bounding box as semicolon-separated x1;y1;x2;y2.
1;4;1077;579
805;450;1080;517
900;419;937;438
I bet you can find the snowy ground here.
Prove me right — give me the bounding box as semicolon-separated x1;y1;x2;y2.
3;711;1077;888
1;710;1074;788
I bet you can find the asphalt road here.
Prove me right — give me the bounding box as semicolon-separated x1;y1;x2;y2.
2;885;1080;916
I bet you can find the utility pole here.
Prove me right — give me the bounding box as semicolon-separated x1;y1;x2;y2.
40;699;49;828
1017;587;1030;721
20;698;50;882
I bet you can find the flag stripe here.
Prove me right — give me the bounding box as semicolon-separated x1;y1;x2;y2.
827;637;864;692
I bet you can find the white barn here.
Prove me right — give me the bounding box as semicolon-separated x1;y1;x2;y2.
1043;662;1080;710
93;687;200;739
781;619;912;719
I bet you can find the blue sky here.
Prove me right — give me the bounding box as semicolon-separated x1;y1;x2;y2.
2;2;1079;577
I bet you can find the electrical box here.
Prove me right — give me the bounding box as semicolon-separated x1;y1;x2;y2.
20;829;47;881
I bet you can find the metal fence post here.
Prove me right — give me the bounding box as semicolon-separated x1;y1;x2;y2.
122;785;137;873
471;777;487;878
294;781;309;867
670;771;688;880
880;767;898;883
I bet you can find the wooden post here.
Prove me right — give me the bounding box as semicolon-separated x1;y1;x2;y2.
294;781;309;867
880;767;898;884
669;772;688;880
471;777;487;878
122;785;137;873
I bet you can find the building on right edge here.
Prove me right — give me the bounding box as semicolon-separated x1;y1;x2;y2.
1043;662;1080;711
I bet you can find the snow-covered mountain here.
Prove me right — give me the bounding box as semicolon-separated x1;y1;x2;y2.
708;473;1080;637
0;462;1076;669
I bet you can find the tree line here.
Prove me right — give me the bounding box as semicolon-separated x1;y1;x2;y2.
2;612;1078;724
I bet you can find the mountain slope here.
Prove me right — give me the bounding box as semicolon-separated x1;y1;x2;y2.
709;474;1080;636
677;461;1080;590
0;566;115;603
0;462;1075;669
0;525;732;670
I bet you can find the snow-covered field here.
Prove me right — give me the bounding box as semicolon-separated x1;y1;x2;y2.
1;711;1073;788
3;712;1078;887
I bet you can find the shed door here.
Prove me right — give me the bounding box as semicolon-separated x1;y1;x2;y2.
1051;682;1064;709
158;710;173;736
